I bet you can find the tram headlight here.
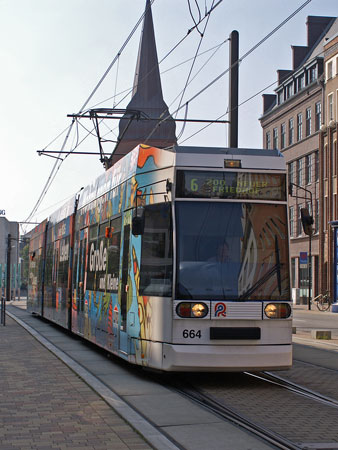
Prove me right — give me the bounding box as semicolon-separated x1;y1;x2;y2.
264;303;291;319
191;303;208;318
176;302;208;318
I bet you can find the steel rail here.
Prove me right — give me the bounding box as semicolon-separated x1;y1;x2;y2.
165;379;301;450
248;371;338;409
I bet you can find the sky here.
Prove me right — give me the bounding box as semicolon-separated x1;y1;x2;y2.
1;0;337;230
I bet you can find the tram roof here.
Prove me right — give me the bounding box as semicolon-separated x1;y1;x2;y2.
172;146;282;158
42;144;285;225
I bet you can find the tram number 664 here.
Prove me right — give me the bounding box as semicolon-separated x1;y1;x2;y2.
183;329;201;339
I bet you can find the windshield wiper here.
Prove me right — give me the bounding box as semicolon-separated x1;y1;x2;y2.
239;234;282;300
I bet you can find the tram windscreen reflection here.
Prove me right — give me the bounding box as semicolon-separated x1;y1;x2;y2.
175;202;290;301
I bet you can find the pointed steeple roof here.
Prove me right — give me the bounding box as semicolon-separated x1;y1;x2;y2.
107;0;176;167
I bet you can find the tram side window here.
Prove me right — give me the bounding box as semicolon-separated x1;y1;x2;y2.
139;203;172;296
107;217;121;293
58;236;70;290
87;224;98;291
78;233;87;305
45;243;54;286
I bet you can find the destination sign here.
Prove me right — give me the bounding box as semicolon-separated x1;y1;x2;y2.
176;170;286;201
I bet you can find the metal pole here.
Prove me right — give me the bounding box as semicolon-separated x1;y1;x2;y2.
308;233;312;311
229;30;239;148
1;295;5;325
6;234;11;303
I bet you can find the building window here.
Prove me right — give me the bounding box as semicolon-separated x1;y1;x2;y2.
297;113;302;141
273;128;278;149
306;107;311;136
324;197;328;231
277;90;284;105
309;65;317;83
315;151;319;181
328;93;334;121
285;83;293;100
297;158;304;186
305;154;312;184
289;206;294;237
289;118;294;145
288;161;296;186
281;123;286;149
297;74;305;91
297;205;303;236
315;102;321;131
327;61;333;80
324;144;328;178
266;131;271;149
333;139;337;177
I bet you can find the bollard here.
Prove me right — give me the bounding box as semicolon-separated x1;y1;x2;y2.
311;329;331;340
0;296;5;326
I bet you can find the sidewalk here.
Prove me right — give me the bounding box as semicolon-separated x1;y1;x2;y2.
0;315;151;450
292;303;338;348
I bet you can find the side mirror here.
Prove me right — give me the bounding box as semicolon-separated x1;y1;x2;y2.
132;208;145;236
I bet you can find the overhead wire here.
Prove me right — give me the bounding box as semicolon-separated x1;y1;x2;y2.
187;0;203;37
87;39;229;111
174;0;216;117
25;0;221;229
24;0;157;227
178;78;279;144
142;0;312;145
169;37;228;111
25;0;311;227
103;0;224;118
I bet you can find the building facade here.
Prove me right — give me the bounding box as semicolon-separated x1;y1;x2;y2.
320;33;338;299
260;16;338;303
0;217;20;299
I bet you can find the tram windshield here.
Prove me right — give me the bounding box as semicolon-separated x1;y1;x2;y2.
176;202;290;301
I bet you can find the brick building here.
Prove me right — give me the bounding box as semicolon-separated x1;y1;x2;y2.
260;16;338;303
320;33;338;299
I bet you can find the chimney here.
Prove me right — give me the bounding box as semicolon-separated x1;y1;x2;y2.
307;16;335;49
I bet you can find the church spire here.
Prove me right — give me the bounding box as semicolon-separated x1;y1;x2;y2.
107;0;176;167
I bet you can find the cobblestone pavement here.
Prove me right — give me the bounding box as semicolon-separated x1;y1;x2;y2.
0;316;151;450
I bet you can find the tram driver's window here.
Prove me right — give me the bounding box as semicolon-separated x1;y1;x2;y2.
139;203;173;296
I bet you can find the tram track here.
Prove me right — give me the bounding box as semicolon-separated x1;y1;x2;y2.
163;368;338;450
246;371;338;409
165;378;301;450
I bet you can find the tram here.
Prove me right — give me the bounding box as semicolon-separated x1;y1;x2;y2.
28;144;292;371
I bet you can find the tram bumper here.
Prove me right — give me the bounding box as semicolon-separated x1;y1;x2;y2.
162;343;292;372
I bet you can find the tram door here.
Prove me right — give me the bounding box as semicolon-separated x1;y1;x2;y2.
75;228;88;337
119;224;130;355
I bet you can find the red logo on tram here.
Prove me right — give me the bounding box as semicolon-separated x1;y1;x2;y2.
214;302;226;317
